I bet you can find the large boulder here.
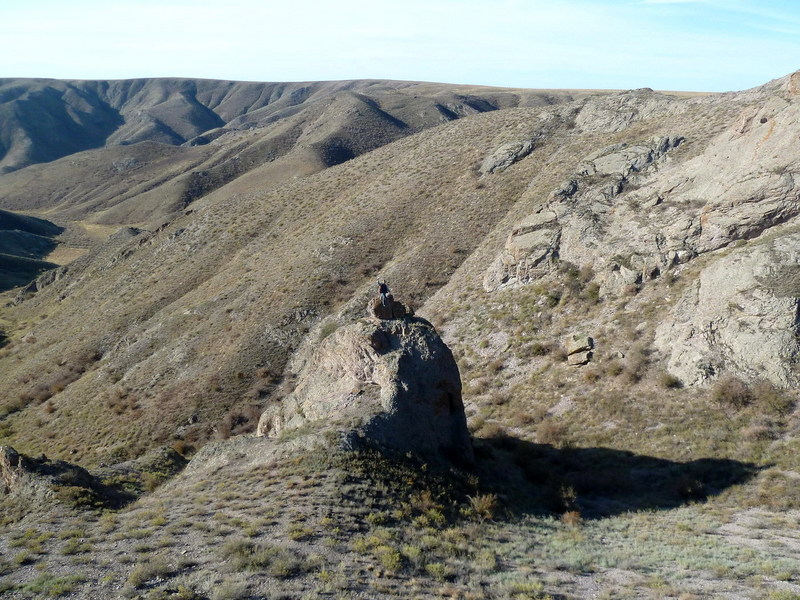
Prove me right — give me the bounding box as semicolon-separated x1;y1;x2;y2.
257;317;473;466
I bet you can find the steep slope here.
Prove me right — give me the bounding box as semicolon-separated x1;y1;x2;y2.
1;74;781;466
0;100;564;464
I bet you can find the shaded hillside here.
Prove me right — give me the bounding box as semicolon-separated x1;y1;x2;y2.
0;209;62;291
0;78;587;229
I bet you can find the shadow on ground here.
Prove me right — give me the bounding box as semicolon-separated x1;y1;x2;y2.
474;435;761;518
0;210;63;292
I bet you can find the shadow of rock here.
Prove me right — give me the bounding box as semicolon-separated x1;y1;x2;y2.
473;435;761;518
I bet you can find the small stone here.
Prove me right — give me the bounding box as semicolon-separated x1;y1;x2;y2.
566;334;593;355
567;351;592;366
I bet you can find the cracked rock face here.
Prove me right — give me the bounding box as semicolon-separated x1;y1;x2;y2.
257;318;473;466
655;233;800;387
484;135;683;293
483;80;800;387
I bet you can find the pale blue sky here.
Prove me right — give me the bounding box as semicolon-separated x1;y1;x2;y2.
1;0;798;91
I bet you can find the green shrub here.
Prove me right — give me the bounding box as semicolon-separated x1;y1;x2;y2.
505;580;552;600
20;573;85;597
375;545;403;571
424;562;453;581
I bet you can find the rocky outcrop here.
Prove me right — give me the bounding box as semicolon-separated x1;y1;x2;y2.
655;233;800;388
0;445;186;516
481;87;800;388
484;136;683;292
0;445;96;504
0;446;24;494
368;294;413;320
257;317;473;466
575;89;686;133
12;265;68;305
480;139;536;175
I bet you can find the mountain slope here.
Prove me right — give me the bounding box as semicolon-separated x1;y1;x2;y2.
1;73;800;599
0;78;586;230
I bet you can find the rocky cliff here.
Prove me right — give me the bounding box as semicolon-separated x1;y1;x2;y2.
480;72;800;388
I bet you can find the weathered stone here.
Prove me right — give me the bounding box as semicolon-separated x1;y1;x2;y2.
484;134;686;294
369;296;393;319
600;263;641;296
483;210;561;291
566;334;593;355
654;232;800;387
257;318;473;465
368;294;411;320
567;351;592;366
480;140;535;175
0;446;23;494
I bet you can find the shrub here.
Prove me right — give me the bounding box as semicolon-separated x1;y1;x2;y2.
752;380;795;416
582;368;601;383
504;580;552;600
126;557;172;588
711;375;753;409
20;574;85;597
212;580;249;600
536;420;568;447
466;493;498;521
561;510;583;527
658;372;683;389
220;539;316;577
375;545;403;571
529;342;551;356
424;562;453;581
475;548;499;573
287;525;313;541
216;405;262;440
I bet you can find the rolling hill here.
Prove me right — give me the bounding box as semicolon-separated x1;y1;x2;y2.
0;72;799;599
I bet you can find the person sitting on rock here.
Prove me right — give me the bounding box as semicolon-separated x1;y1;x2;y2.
378;279;390;306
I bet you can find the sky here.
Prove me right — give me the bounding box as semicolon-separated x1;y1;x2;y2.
0;0;799;92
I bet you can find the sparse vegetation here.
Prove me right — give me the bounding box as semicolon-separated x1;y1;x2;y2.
0;76;797;600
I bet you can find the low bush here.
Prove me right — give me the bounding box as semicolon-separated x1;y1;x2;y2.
711;375;753;409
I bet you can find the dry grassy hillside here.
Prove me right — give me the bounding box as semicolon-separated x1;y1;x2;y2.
0;78;586;231
1;74;800;599
0;97;567;464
